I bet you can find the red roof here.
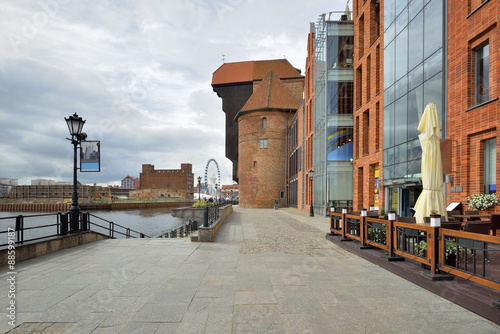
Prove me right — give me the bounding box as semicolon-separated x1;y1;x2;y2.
212;59;301;86
238;70;300;115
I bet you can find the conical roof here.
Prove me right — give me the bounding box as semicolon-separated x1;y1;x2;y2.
237;70;300;118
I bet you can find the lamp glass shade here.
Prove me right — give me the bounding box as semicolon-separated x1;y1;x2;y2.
65;113;85;136
309;170;315;178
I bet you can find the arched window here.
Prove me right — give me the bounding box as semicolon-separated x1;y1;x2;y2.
262;117;267;129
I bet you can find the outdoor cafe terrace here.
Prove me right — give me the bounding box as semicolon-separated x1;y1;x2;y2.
327;209;500;324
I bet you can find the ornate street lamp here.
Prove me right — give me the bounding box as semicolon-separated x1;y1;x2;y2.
197;176;201;201
65;113;86;232
309;169;315;217
215;183;218;202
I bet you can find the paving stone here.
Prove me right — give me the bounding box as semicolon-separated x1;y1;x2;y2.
3;207;500;333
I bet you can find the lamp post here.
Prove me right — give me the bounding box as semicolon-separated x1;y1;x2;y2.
65;113;86;232
197;176;201;201
215;183;218;202
309;169;315;217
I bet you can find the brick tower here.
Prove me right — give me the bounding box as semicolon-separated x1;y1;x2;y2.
235;70;300;208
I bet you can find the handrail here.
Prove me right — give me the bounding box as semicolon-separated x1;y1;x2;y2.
0;211;150;250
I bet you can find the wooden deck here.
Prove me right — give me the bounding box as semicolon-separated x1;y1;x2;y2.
326;233;500;326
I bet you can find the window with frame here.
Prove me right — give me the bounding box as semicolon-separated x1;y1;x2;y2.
475;42;489;105
262;117;267;129
484;137;496;194
260;139;268;149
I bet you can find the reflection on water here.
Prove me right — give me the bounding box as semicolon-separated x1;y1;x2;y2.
0;208;187;239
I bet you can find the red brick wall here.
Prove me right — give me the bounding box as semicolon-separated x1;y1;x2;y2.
352;0;385;211
238;111;291;208
447;0;499;213
139;164;194;199
303;29;315;213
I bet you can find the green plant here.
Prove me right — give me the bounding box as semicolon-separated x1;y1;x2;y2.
415;241;427;257
379;208;385;215
415;240;458;259
367;226;386;244
467;193;498;211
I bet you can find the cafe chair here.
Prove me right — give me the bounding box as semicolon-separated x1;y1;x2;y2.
397;216;416;223
440;222;462;231
465;210;481;221
464;221;492;262
465;221;491;234
447;210;461;222
490;214;500;236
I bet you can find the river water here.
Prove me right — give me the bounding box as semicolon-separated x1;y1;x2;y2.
0;207;188;242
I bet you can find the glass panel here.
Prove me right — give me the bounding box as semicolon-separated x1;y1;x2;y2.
327;35;354;69
407;85;424;140
384;165;394;180
384;85;395;106
385;22;395;47
384;41;395;89
327;82;353;115
384;0;397;31
394;96;408;145
395;143;408;164
409;0;424;19
484;138;496;194
475;43;490;105
423;72;443;123
408;138;422;162
395;75;408;100
424;0;443;59
395;162;407;178
327;126;353;161
395;27;408;80
383;104;395;148
396;96;408;145
407;158;421;178
408;11;423;70
408;64;423;91
396;6;408;35
396;0;408;17
424;49;442;81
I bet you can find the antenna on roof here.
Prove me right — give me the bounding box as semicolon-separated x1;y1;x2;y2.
222;53;225;63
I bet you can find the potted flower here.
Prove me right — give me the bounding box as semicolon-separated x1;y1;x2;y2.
467;193;499;211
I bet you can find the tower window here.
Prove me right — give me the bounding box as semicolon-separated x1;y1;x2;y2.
260;139;268;149
262;117;267;128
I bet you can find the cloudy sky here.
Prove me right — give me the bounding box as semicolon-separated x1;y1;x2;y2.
0;0;347;186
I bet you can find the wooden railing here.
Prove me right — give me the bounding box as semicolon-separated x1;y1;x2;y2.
329;211;500;291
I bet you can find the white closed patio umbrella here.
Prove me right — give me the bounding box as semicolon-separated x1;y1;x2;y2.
413;103;447;224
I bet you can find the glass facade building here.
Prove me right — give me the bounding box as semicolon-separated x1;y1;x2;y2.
314;15;354;216
382;0;446;215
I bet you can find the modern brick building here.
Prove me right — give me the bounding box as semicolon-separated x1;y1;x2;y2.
352;0;384;212
446;0;499;213
303;24;316;213
138;163;194;200
212;60;304;208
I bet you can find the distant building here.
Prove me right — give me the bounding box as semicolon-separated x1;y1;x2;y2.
133;163;194;200
221;184;239;199
2;185;111;202
0;178;18;186
31;179;55;186
121;176;139;190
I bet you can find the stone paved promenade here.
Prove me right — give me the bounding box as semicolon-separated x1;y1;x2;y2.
2;207;500;333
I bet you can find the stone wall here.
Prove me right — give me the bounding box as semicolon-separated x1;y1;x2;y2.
0;232;109;267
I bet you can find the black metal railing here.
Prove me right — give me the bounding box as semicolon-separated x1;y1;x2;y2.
0;212;150;250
